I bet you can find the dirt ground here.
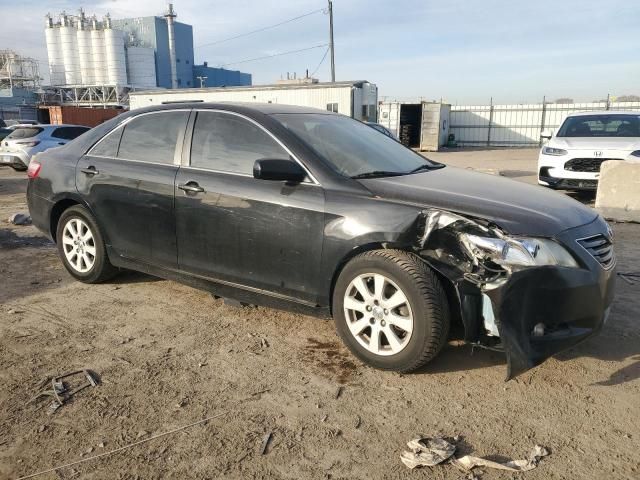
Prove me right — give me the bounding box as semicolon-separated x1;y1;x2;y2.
1;150;639;480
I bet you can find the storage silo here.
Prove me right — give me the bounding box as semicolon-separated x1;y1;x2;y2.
45;15;65;86
59;13;81;85
103;16;127;85
90;17;107;85
126;47;157;89
76;14;94;84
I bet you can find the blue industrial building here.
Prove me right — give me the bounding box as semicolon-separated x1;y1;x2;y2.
113;15;251;89
192;62;251;88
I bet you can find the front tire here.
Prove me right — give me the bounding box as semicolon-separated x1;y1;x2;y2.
56;205;117;283
332;250;450;372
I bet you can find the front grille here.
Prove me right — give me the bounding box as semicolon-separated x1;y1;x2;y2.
564;158;621;172
577;234;615;269
561;179;598;189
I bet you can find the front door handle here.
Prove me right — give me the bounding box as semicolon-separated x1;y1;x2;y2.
178;182;205;194
80;166;99;176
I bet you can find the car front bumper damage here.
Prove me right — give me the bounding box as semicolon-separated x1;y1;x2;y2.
412;210;615;380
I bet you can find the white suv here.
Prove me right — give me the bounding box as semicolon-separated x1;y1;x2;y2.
538;111;640;190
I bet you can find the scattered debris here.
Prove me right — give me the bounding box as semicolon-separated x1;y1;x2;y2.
260;338;269;348
14;413;226;480
618;272;639;286
8;308;24;314
321;414;328;423
335;386;343;399
9;213;32;225
354;415;361;429
136;430;149;439
400;437;456;469
260;431;273;455
29;370;99;415
401;436;550;473
37;425;46;433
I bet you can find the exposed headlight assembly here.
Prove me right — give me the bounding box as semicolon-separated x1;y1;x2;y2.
542;146;568;156
461;234;579;268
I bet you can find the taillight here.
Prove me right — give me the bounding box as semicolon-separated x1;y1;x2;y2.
17;140;40;147
27;160;42;179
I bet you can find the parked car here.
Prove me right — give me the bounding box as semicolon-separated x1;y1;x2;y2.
365;121;396;139
538;111;640;190
4;119;39;127
27;103;615;379
1;124;90;170
0;128;12;142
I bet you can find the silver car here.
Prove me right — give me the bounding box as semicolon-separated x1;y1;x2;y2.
0;124;90;171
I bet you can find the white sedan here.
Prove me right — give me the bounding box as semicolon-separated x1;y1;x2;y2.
537;111;640;190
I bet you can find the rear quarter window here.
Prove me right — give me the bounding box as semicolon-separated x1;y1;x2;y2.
6;127;43;139
52;127;90;140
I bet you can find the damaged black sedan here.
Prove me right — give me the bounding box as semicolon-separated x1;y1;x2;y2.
26;103;616;379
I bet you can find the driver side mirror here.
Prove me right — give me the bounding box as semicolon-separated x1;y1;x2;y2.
540;130;553;140
253;158;307;183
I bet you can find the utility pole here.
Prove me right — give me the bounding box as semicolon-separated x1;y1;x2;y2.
164;3;178;89
328;0;335;82
196;76;208;88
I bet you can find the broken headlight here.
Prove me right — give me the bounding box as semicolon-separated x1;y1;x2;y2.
461;234;579;268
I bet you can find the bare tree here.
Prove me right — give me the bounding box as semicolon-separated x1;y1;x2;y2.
553;97;574;104
616;94;640;102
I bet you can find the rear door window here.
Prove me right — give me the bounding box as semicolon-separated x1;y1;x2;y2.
52;127;90;140
90;128;123;157
190;111;289;174
6;127;43;139
117;111;189;164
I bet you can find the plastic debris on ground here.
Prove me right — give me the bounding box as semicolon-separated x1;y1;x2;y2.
9;213;32;225
400;436;550;473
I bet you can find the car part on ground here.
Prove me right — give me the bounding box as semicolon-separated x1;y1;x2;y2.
26;102;615;379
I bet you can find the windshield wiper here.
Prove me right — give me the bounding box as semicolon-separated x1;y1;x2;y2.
350;170;405;179
409;162;445;173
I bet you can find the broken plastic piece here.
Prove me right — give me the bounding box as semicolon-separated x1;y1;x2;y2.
400;437;456;469
452;444;550;472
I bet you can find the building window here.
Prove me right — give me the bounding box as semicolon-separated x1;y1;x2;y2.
187;81;191;86
186;60;190;65
176;58;181;63
177;78;182;86
326;103;338;113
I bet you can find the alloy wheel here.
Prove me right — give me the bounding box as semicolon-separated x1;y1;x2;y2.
343;273;414;356
61;218;96;273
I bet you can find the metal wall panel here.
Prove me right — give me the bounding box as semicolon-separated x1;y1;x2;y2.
450;101;640;147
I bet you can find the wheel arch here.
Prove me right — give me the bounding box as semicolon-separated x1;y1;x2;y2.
49;196;103;243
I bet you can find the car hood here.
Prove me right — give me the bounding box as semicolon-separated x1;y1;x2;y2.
357;166;598;237
550;137;640;150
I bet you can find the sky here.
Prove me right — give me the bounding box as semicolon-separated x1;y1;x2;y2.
1;0;638;104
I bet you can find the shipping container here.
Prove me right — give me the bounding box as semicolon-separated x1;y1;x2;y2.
39;105;123;127
378;101;450;151
129;81;378;121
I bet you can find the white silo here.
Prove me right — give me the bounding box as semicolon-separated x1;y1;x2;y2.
59;13;81;85
103;15;128;86
45;15;65;86
76;11;94;85
90;17;106;85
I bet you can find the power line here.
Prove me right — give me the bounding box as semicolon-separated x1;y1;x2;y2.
196;8;326;49
219;44;329;68
311;46;330;77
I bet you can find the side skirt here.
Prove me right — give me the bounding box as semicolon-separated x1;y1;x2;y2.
108;251;331;319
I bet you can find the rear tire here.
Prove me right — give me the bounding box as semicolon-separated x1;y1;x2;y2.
56;205;117;283
332;249;450;372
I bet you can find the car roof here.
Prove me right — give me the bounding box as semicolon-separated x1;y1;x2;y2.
566;111;640;117
12;124;88;129
133;102;335;116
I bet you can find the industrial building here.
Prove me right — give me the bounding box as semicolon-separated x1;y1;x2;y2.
129;81;378;122
43;5;251;107
0;50;40;122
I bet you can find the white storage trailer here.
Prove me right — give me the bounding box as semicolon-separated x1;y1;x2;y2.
129;81;378;121
378;101;451;151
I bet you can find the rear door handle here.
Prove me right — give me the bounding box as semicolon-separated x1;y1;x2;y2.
80;166;99;176
178;182;205;194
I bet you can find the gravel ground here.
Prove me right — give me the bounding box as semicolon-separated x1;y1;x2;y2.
1;154;638;480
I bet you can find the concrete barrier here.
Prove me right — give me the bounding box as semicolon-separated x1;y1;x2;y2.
595;161;640;222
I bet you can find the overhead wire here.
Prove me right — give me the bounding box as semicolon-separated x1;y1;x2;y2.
219;44;329;68
310;46;330;77
196;8;326;49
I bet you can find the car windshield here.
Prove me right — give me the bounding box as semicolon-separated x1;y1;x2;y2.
6;127;43;139
557;114;640;138
273;113;438;178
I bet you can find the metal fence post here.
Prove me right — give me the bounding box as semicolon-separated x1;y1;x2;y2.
539;96;547;147
606;93;611;110
487;97;494;147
